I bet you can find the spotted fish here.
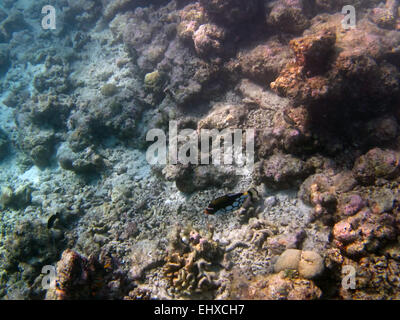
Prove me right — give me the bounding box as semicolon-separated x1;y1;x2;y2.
204;188;259;215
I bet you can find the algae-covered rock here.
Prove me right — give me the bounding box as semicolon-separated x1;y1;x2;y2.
57;144;104;174
19;128;56;167
101;83;118;97
253;153;313;189
0;11;27;42
45;248;113;300
33;56;72;94
332;207;397;257
177;3;208;41
29;94;73;129
0;184;32;209
232;38;294;84
144;70;163;92
370;0;398;29
162;164;238;193
236;271;322;300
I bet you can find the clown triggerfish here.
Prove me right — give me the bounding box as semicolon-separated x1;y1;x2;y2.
204;188;259;215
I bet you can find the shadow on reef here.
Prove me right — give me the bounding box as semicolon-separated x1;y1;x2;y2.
270;17;400;158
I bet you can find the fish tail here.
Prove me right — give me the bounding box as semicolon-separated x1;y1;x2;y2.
247;187;259;201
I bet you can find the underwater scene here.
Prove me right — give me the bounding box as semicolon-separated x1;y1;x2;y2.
0;0;400;300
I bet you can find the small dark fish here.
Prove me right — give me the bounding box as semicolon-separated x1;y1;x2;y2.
47;212;60;229
282;110;297;127
204;188;259;215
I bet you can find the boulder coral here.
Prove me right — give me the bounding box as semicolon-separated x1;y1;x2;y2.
274;249;325;279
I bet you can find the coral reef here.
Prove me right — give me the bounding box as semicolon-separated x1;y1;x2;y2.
0;0;399;301
271;12;400;148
